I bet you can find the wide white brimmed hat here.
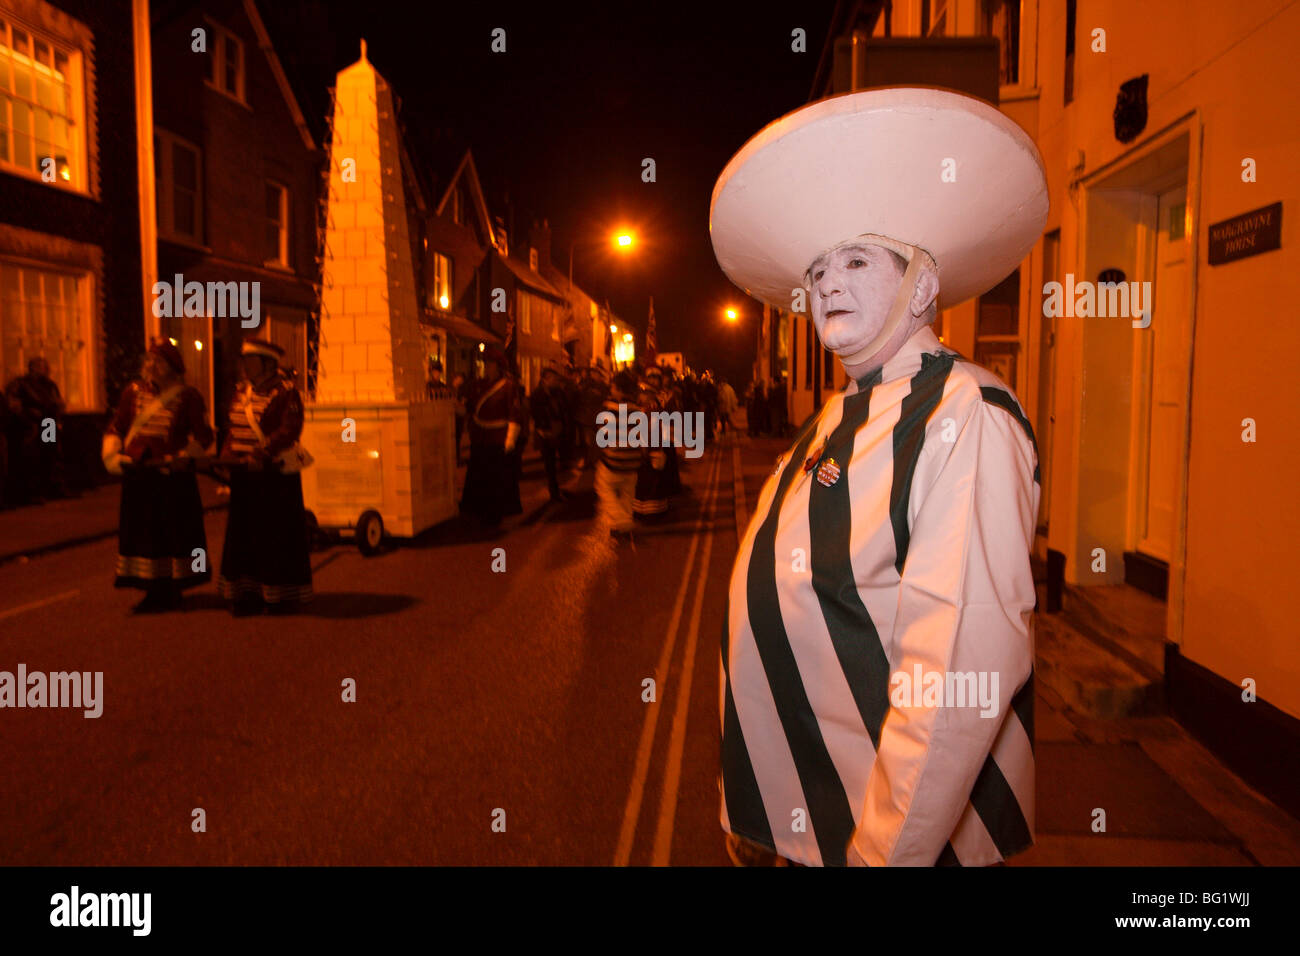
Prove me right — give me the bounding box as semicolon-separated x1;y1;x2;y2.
710;86;1049;311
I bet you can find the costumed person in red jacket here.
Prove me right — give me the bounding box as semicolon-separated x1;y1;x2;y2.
217;338;313;616
460;344;526;526
103;340;214;613
711;87;1047;867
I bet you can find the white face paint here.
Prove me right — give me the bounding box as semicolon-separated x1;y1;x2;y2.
806;243;906;357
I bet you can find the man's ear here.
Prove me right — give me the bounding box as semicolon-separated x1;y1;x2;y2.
910;267;940;317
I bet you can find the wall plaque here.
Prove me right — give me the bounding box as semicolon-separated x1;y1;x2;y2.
1208;202;1282;265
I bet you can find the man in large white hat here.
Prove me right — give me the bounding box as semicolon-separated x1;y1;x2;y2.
711;87;1047;866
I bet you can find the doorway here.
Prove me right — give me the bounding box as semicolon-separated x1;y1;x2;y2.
1132;185;1190;563
1076;131;1193;600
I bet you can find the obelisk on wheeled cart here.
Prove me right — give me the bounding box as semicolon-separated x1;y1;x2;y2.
301;42;457;554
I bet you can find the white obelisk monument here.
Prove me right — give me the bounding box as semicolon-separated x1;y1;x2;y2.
301;42;456;546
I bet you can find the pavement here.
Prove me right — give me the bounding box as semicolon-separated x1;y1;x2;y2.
0;478;230;568
1;426;1297;865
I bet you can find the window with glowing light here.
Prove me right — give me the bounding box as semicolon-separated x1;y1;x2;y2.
0;259;92;410
430;252;452;310
519;292;532;334
0;17;83;190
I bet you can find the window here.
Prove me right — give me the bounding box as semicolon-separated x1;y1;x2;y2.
984;0;1020;87
1064;0;1077;105
923;0;948;37
155;130;202;243
551;299;560;342
204;20;245;103
823;344;834;388
263;310;307;381
529;248;539;271
430;252;452;310
450;186;463;225
0;17;83;189
519;292;531;334
264;181;289;268
0;260;92;410
790;317;797;390
803;318;813;390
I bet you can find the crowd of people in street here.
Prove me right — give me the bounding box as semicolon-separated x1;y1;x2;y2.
452;352;744;540
5;339;777;614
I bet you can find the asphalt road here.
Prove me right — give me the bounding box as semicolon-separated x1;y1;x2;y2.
0;444;739;865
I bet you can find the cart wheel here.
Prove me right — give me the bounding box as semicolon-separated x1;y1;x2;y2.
304;510;320;552
356;510;384;556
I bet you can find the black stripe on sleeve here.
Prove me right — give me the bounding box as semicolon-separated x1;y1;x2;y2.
1011;670;1035;753
720;604;775;850
807;384;893;750
744;415;858;865
890;352;956;575
968;753;1034;860
979;386;1041;484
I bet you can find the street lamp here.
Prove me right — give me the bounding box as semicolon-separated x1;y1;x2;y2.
725;307;738;322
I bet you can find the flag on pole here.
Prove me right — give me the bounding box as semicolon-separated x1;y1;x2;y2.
646;295;657;364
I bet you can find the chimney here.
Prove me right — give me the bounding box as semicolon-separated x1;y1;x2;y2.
493;215;508;256
529;218;552;270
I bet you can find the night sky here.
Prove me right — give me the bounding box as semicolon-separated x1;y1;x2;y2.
259;0;839;385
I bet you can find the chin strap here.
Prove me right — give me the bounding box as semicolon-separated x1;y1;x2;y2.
835;250;925;370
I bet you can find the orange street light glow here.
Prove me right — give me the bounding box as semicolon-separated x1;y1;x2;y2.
615;233;634;248
725;308;738;321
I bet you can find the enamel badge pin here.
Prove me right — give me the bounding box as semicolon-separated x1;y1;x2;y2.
816;457;841;487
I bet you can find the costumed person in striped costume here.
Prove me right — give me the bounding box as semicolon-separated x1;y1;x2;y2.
632;365;671;520
710;87;1048;866
594;369;645;539
460;345;526;526
217;338;313;615
103;341;214;613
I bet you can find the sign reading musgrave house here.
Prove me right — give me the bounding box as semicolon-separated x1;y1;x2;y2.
1208;202;1282;265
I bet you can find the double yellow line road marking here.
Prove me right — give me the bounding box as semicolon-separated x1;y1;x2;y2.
614;446;726;866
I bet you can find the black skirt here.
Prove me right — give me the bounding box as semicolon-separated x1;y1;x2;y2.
217;470;313;604
460;443;522;523
634;456;670;516
115;468;210;590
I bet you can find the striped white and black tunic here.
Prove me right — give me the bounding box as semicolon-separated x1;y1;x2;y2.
720;326;1040;866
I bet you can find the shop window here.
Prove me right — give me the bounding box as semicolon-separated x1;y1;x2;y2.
0;17;83;190
0;259;93;410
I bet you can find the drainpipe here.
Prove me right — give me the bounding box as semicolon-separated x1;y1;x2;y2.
132;0;159;342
